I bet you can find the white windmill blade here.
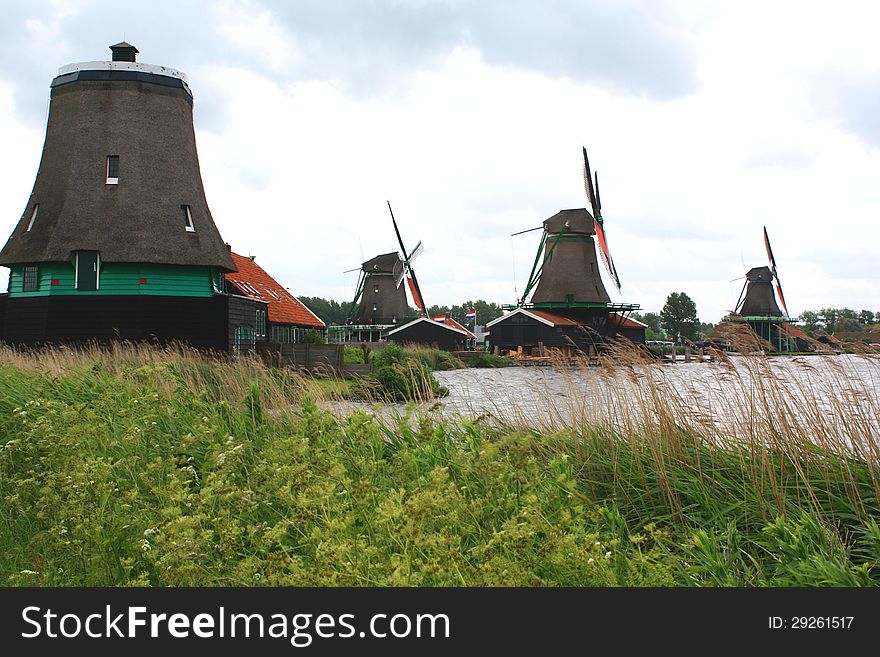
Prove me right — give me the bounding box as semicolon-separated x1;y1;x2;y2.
395;265;406;288
408;241;424;263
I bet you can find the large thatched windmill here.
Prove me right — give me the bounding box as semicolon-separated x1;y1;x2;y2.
0;42;265;351
718;227;807;352
488;147;644;357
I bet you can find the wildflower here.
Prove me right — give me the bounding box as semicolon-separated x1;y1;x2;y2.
141;539;152;552
588;558;594;564
605;551;612;559
19;570;38;576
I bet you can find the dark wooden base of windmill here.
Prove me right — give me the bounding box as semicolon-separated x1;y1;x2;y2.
0;294;266;353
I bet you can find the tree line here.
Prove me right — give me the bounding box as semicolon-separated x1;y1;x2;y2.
797;308;878;335
299;292;878;340
296;296;505;327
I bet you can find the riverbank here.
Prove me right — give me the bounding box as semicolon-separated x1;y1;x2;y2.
1;344;878;586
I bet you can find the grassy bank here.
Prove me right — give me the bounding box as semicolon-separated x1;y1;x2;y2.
0;343;878;586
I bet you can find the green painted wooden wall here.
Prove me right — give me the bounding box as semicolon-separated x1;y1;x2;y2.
7;263;226;298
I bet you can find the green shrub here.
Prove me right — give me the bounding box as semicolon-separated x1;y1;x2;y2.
297;330;325;344
354;344;447;401
343;345;365;364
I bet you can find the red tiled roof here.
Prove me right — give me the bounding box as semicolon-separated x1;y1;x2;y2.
225;252;325;328
443;317;477;339
781;322;809;339
528;310;581;326
609;313;648;328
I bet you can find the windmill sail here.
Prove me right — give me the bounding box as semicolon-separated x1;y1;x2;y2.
582;147;621;291
763;226;789;316
387;200;428;316
407;276;425;313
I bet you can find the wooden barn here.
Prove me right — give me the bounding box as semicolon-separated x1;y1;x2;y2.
224;251;326;349
0;42;264;352
386;316;476;351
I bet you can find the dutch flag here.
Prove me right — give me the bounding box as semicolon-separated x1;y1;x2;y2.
433;315;446;322
465;309;476;320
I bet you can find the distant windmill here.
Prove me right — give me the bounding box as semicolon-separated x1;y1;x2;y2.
346;252;408;325
716;225;805;352
732;227;789;318
344;202;427;326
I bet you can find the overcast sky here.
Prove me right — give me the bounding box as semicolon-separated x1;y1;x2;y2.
1;0;878;322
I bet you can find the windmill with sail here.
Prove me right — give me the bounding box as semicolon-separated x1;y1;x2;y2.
329;203;428;343
488;146;645;358
719;226;807;352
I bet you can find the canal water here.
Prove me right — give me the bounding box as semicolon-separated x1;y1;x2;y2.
329;354;880;451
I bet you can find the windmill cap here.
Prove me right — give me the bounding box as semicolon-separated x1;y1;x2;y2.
54;42;190;91
746;266;773;282
361;252;400;272
543;208;596;235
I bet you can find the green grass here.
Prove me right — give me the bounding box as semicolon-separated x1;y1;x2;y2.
462;352;514;368
0;343;878;586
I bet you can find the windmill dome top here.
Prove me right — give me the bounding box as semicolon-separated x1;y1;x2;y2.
54;42;190;93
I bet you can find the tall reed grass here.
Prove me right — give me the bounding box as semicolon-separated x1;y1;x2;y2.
0;339;877;586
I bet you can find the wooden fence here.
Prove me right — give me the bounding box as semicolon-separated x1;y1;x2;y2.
257;343;344;372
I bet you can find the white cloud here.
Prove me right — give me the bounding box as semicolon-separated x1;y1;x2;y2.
1;1;879;323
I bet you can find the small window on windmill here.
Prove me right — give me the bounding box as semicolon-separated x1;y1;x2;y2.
26;205;39;232
181;205;195;232
106;156;119;184
372;303;377;312
23;266;39;292
374;285;379;294
565;294;574;304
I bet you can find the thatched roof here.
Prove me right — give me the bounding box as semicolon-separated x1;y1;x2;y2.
531;208;609;304
0;61;234;271
352;252;408;324
739;266;783;317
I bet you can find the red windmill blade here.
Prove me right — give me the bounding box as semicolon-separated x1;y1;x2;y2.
763;226;789;316
583;147;621;291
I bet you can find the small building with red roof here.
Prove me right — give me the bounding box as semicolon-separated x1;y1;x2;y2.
225;251;325;345
386;315;477;351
